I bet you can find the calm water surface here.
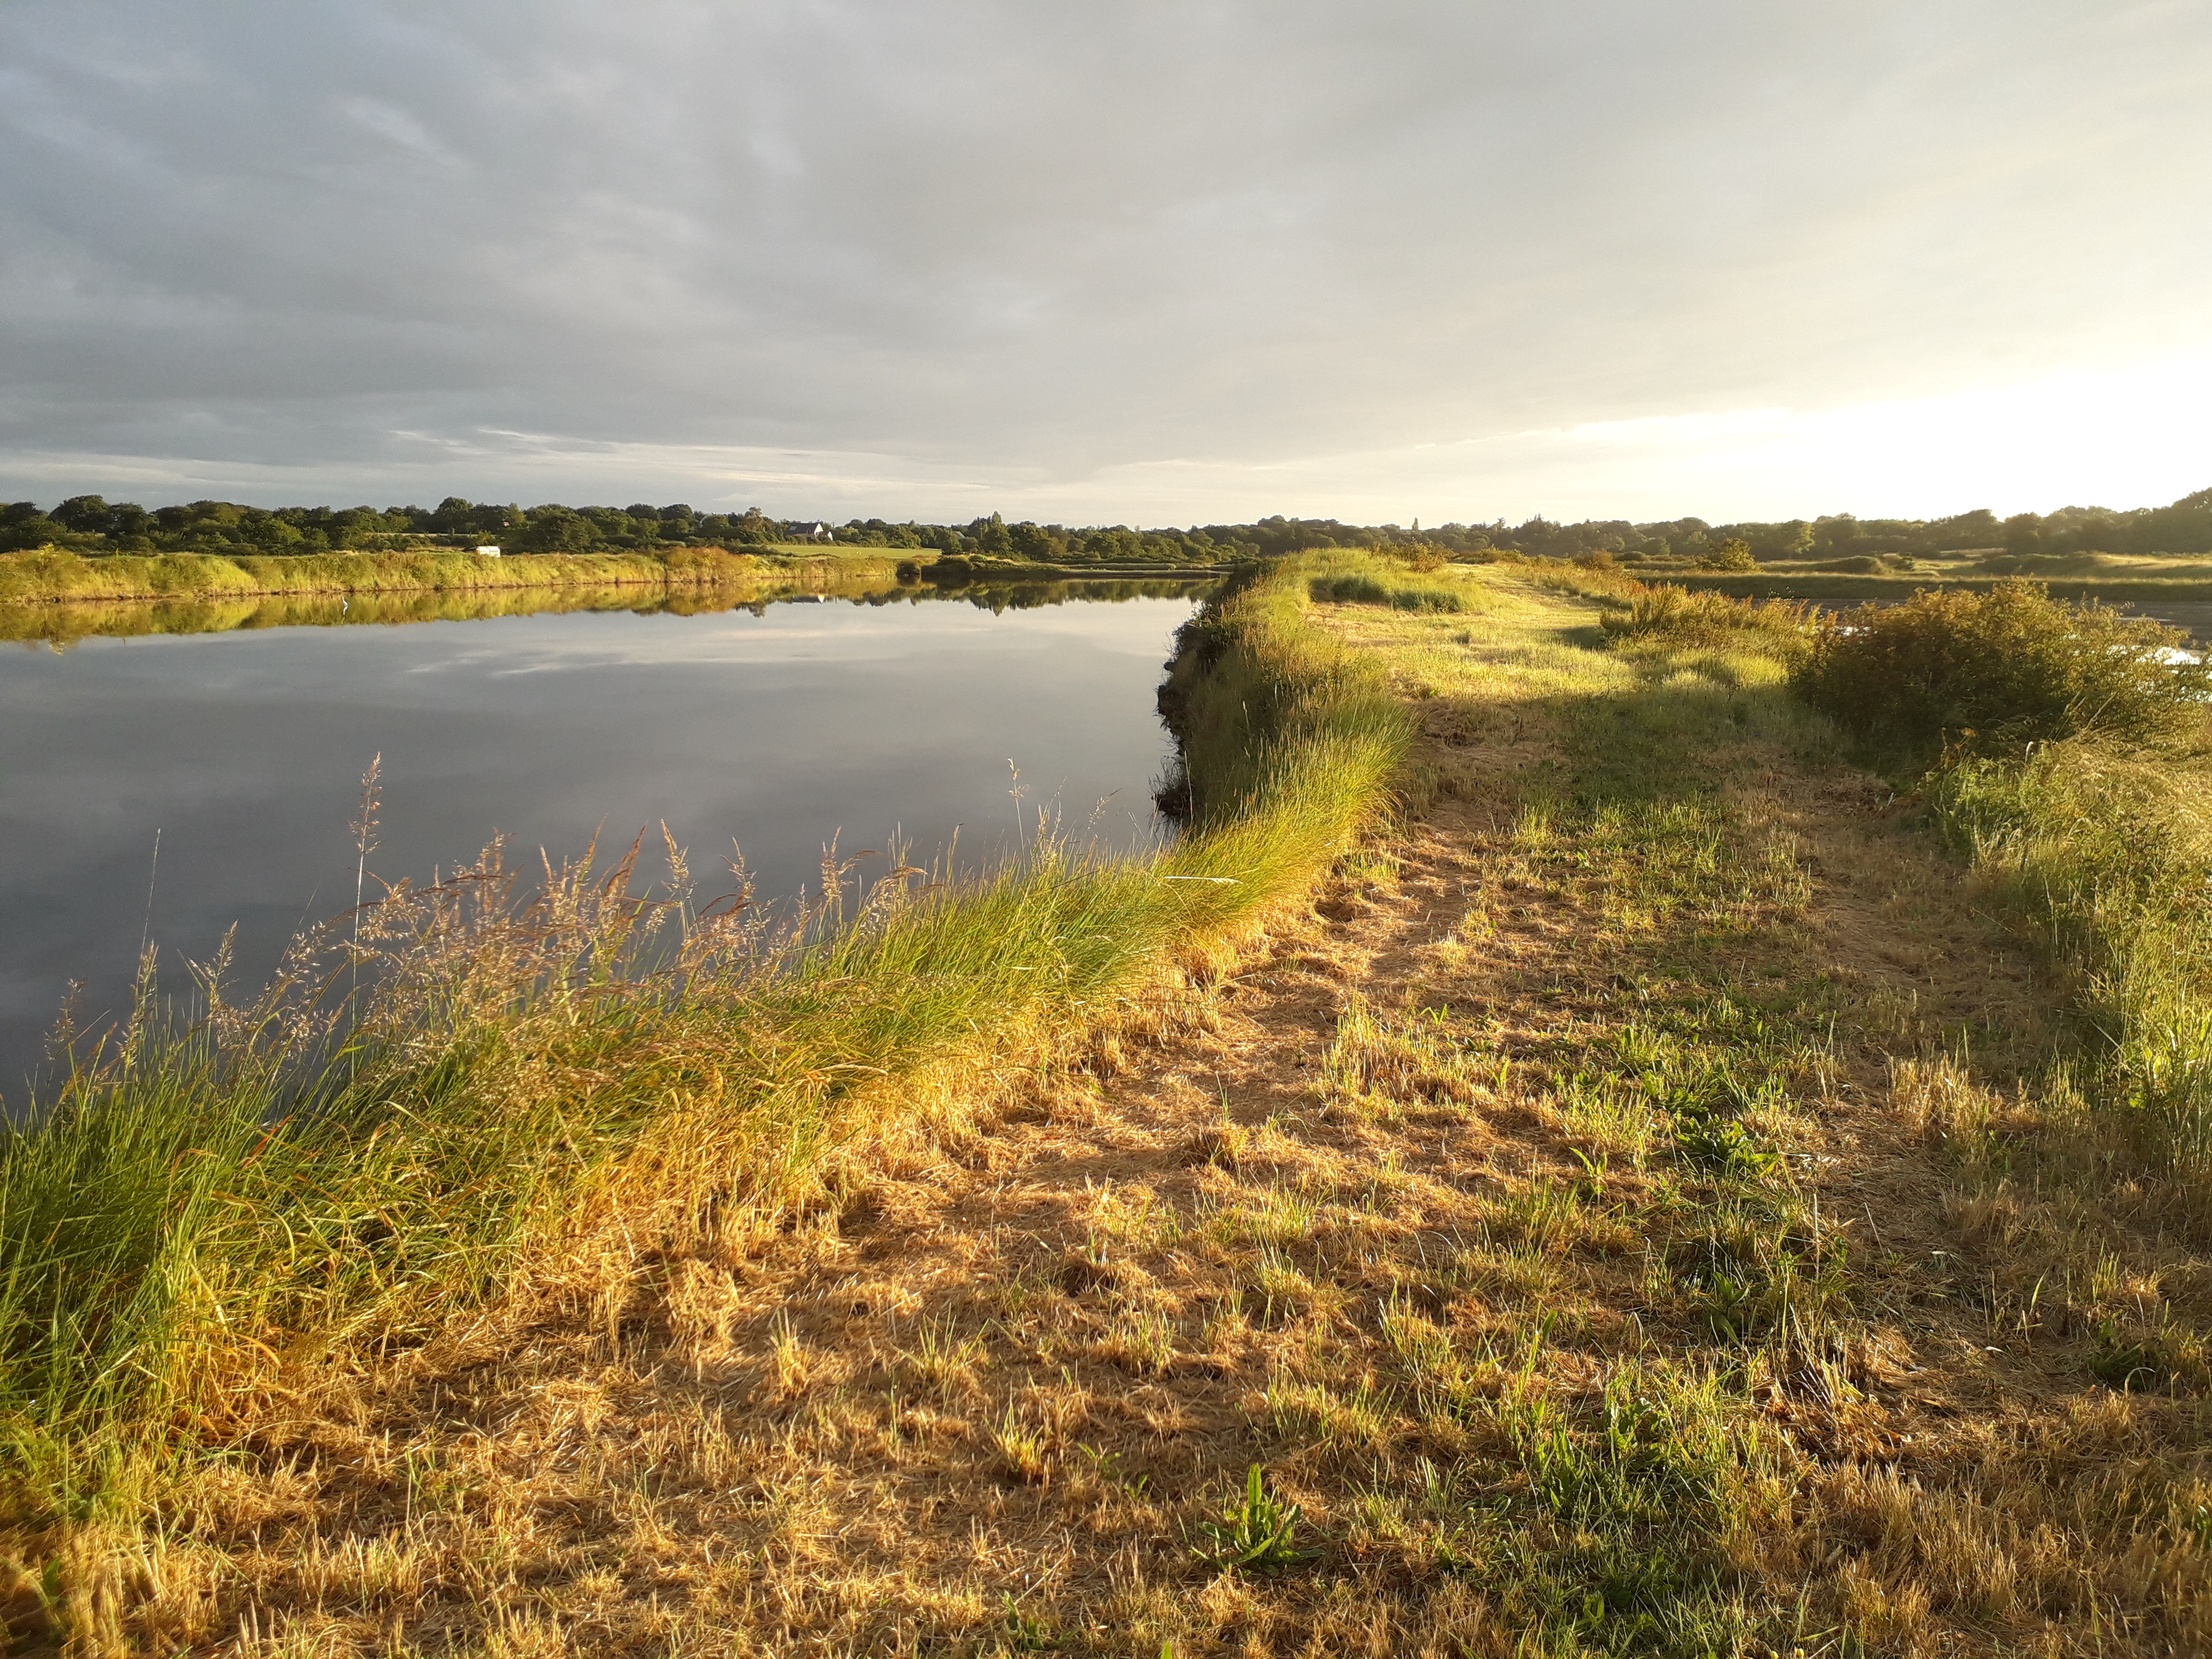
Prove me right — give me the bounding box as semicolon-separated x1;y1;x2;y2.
0;590;1196;1100
2129;602;2212;645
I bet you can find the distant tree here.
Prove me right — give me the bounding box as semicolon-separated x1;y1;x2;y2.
51;495;116;533
325;507;386;549
2141;487;2212;555
1937;508;2000;547
0;503;66;551
238;509;308;551
970;513;1012;556
1703;538;1758;572
1006;521;1060;562
427;496;478;533
514;507;600;554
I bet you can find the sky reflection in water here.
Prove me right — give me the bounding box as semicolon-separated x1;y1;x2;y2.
0;591;1195;1101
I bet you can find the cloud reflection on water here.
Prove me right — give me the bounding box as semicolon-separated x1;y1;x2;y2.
0;593;1196;1102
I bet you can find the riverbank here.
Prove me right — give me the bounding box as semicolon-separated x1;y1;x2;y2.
10;555;2211;1653
0;570;1219;647
0;546;909;609
0;545;1229;614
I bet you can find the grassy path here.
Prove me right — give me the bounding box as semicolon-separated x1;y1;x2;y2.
71;570;2212;1655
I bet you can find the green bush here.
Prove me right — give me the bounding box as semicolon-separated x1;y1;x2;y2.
1791;581;2210;758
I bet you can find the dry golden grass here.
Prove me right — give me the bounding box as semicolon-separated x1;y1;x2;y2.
21;566;2212;1656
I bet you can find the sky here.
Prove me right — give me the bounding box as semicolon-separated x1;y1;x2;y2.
2;1;2208;528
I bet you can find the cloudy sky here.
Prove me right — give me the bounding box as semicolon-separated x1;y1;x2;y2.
2;1;2207;526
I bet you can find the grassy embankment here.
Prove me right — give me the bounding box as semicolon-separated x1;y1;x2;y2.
0;543;909;647
1112;558;2212;1654
0;570;1213;648
0;545;906;611
0;559;1407;1642
12;553;2212;1654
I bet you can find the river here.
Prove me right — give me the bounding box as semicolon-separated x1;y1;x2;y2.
0;583;1202;1102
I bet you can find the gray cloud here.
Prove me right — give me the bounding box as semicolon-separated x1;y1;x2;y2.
2;1;2207;521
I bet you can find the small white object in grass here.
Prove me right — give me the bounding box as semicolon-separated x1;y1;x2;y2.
1161;875;1239;883
476;544;502;557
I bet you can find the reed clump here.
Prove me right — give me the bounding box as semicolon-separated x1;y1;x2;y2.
1598;584;1810;654
1929;738;2212;1173
0;555;1411;1534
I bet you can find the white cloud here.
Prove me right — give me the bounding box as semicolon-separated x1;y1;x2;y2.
1;1;2207;522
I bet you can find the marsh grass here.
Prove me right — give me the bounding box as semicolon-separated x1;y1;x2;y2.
1930;737;2212;1175
1598;584;1811;654
1761;580;2212;1191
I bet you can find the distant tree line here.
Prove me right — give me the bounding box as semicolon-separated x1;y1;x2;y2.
1444;488;2212;566
0;497;789;556
3;488;2207;563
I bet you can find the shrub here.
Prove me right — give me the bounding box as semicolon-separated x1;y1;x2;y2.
1791;581;2210;759
1700;538;1757;572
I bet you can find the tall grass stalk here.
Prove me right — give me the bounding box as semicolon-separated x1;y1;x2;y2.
1929;737;2212;1171
0;555;1411;1526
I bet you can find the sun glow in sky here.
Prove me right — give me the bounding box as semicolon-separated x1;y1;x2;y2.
2;2;2208;525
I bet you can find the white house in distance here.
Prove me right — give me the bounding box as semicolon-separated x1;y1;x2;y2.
785;521;834;542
